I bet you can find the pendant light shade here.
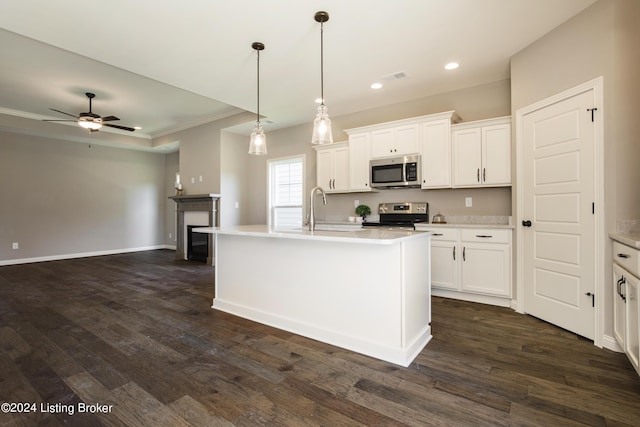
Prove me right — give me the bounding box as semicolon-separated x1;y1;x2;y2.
311;11;333;145
249;42;267;155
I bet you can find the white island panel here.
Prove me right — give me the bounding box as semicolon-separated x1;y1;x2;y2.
204;226;432;366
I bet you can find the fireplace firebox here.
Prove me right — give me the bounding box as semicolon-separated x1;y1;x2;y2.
187;225;208;262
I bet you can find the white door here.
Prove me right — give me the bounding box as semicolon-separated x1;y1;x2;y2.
521;88;596;339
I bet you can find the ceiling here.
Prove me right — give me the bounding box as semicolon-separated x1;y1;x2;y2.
0;0;596;151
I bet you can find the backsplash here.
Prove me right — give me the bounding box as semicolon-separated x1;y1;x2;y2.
314;186;512;223
617;220;640;234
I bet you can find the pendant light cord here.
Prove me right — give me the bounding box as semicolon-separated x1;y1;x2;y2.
256;47;260;122
320;20;324;107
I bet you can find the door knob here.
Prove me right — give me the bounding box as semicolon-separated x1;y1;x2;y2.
522;220;532;227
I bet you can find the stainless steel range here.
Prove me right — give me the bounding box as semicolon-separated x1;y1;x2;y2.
363;202;429;230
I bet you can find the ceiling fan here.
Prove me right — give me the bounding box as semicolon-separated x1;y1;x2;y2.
43;92;135;132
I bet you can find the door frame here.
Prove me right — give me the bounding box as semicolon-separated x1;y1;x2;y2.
515;76;605;347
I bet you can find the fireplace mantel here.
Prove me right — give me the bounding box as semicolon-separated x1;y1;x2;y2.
169;194;220;265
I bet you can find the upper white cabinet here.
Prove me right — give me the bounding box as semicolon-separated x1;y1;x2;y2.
348;132;372;192
452;117;511;188
421;118;453;189
315;142;349;193
370;124;420;158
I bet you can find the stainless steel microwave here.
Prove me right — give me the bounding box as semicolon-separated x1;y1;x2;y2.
370;154;421;188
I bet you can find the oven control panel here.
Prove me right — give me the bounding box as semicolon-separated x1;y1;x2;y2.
378;202;428;214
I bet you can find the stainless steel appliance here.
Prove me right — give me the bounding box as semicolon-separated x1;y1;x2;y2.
370;155;421;188
363;202;429;230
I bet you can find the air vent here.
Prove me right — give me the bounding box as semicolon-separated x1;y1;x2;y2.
381;71;407;81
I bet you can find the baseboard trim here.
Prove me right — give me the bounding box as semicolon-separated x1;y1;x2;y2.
0;245;174;266
602;334;624;353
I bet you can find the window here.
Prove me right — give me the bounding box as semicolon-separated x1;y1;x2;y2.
269;156;304;230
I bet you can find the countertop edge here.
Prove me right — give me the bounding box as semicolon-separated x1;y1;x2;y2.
193;226;431;245
609;232;640;249
415;223;514;230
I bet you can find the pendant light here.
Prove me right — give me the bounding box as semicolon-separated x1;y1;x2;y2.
249;42;267;155
311;11;333;145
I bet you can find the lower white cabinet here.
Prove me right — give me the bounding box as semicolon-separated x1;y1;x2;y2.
417;226;512;306
613;240;640;375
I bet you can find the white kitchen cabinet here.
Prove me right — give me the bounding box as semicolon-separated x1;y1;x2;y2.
416;226;512;306
427;229;459;290
452;117;511;187
460;230;511;297
421;119;452;189
315;142;349;193
371;124;419;158
612;241;640;375
348;132;372;192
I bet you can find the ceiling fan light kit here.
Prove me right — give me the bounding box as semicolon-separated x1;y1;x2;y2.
311;10;333;146
44;92;135;133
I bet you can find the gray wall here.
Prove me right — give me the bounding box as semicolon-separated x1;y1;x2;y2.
246;79;512;224
164;150;179;247
0;131;167;262
510;0;640;338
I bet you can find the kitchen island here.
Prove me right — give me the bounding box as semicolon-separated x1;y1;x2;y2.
194;225;432;367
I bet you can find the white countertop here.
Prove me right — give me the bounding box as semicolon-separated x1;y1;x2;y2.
415;223;514;230
610;232;640;249
193;224;430;245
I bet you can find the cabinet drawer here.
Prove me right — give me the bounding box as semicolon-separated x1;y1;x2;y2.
613;241;640;277
460;229;510;244
415;224;459;242
419;228;459;241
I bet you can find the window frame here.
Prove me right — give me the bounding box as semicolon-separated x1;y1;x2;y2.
267;154;306;230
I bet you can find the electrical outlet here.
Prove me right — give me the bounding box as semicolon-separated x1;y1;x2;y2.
169;233;172;239
235;202;240;209
354;199;360;208
465;197;472;207
199;175;203;182
12;242;18;250
191;177;195;184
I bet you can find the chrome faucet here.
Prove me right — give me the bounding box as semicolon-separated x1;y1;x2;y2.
308;186;327;231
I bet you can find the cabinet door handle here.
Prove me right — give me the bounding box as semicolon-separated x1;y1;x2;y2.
463;246;466;261
477;168;480;182
617;276;625;298
432;233;443;236
483;168;486;182
475;235;493;238
617;253;631;259
453;246;456;261
622;277;627;302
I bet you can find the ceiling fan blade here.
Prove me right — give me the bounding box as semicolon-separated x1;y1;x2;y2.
105;123;135;132
42;119;76;122
101;115;120;122
50;108;79;118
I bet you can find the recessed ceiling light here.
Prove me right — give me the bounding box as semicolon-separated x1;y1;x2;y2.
370;83;383;89
445;62;459;70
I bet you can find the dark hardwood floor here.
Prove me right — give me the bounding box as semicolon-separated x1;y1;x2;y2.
1;250;640;426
